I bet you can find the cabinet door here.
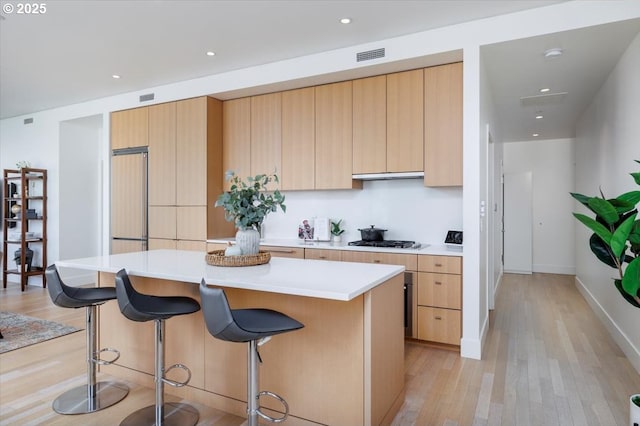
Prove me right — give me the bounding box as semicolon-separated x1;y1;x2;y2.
223;98;251;190
305;248;341;261
340;250;417;271
177;206;206;241
353;75;386;174
111;107;148;149
148;206;176;239
177;240;207;252
149;238;177;250
251;93;281;178
387;69;423;173
424;62;463;187
417;272;461;309
177;97;208;206
260;245;305;259
282;87;315;190
418;255;461;274
148;102;176;206
315;81;361;190
417;306;461;345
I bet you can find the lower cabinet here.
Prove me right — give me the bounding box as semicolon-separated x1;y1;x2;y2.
416;255;462;345
305;248;342;261
260;245;305;259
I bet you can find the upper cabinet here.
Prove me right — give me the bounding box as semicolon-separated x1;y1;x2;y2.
424;62;463;187
222;98;251;190
387;69;424;173
352;75;386;174
148;102;176;206
315;81;362;190
281;87;315;190
250;93;282;178
111;107;149;149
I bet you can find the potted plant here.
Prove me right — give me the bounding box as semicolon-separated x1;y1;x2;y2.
331;219;345;243
571;160;639;424
215;171;286;255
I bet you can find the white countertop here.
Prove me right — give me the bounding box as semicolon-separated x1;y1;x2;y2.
56;249;405;302
208;237;463;257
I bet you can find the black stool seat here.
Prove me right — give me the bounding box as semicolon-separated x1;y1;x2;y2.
200;280;303;426
115;269;200;426
44;265;129;415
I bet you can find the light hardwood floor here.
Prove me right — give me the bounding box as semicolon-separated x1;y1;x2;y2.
1;273;639;425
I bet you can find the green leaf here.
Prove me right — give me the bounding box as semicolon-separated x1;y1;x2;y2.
631;172;640;186
587;198;619;225
617;191;640;207
621;257;640;297
589;234;619;269
570;192;591;207
608;197;636;215
573;213;613;245
614;279;640;308
611;213;637;258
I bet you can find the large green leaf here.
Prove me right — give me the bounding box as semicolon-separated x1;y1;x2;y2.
611;213;637;258
631;172;640;186
589;234;620;268
588;198;619;225
574;213;613;244
622;257;640;298
617;191;640;208
570;192;591;208
615;279;640;308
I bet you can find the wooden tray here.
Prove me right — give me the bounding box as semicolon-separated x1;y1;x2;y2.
205;250;271;267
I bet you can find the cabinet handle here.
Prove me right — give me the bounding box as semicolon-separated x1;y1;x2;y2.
373;259;381;263
319;256;326;259
268;248;295;254
434;316;442;320
435;281;442;285
434;263;443;267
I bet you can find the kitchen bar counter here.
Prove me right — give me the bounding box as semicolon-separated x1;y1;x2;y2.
56;250;405;426
208;237;464;256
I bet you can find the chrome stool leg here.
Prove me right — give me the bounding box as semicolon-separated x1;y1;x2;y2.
247;338;289;426
120;319;198;426
52;305;129;415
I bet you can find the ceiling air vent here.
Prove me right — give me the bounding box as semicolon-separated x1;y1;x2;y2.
357;48;385;62
23;118;33;125
139;93;155;102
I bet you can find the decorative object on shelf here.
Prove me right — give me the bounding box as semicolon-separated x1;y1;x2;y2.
331;219;345;242
216;171;286;255
205;250;271;267
15;160;31;170
571;160;640;308
10;204;21;215
298;219;314;240
224;242;242;257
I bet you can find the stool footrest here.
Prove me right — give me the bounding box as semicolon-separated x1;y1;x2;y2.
94;347;121;365
162;363;192;387
256;390;289;423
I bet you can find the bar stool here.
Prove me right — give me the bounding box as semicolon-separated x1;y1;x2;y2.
114;269;200;426
199;280;304;426
45;265;129;414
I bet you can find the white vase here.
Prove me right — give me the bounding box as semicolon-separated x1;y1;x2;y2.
631;394;640;426
331;235;342;243
236;228;260;255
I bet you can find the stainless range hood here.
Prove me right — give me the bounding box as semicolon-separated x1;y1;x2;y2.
352;171;424;181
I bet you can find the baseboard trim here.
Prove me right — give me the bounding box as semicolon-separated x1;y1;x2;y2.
461;335;483;360
575;276;640;374
533;264;576;275
503;269;532;275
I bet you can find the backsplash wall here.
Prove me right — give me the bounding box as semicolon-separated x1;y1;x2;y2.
262;178;463;244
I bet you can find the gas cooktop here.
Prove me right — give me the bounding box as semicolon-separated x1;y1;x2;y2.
348;240;419;249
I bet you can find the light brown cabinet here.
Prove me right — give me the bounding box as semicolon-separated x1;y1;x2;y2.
424;62;463;187
148;102;177;206
340;250;417;271
222;97;251;190
352;75;387;174
387;69;424;172
250;93;282;178
417;254;462;345
261;245;305;259
281;87;315;190
111;107;149;149
315;81;362;190
305;248;342;261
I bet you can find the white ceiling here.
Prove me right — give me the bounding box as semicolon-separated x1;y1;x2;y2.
0;1;638;142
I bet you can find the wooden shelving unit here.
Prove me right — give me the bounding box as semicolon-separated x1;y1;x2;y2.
2;168;48;291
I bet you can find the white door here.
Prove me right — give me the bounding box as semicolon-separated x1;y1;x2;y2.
503;172;532;274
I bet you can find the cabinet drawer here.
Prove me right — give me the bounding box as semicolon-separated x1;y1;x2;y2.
418;255;461;274
305;248;342;261
340;250;417;270
417;306;461;346
417;272;461;309
261;245;305;259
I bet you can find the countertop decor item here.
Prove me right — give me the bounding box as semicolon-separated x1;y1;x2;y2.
571;159;640;308
216;171;286;255
205;250;271;267
331;219;345;242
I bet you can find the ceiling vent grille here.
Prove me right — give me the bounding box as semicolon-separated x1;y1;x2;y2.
357;48;385;62
139;93;155;102
23;118;33;125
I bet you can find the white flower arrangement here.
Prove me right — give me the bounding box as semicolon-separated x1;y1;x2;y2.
16;160;31;170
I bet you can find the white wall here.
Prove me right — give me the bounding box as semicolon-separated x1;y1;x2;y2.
574;32;640;372
503;138;576;275
1;1;638;359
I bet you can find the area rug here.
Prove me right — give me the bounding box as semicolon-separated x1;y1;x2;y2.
0;311;82;354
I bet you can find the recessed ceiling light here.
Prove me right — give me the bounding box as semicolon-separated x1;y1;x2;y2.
540;88;550;93
535;114;543;119
532;133;540;137
340;17;351;24
206;51;216;56
544;48;563;58
112;74;121;79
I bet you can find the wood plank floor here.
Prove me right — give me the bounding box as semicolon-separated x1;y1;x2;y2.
1;273;639;425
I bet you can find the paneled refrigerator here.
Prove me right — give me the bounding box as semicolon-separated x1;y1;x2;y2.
111;147;148;254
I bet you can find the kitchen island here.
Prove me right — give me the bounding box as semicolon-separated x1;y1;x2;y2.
56;249;406;426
